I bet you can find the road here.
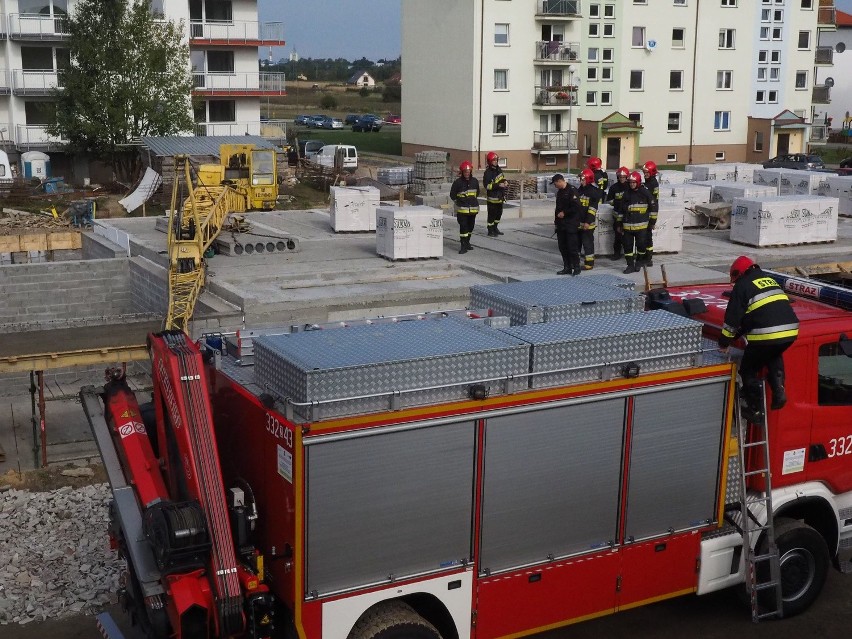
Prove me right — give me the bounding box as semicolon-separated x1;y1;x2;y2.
3;570;849;638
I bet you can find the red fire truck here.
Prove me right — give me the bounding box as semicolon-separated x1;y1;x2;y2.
83;273;852;639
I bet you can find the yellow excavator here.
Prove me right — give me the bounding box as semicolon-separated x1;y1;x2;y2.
165;144;278;332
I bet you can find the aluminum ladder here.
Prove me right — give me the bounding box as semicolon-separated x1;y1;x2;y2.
736;382;784;622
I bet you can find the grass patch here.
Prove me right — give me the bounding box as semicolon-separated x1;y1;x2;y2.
816;146;852;165
292;127;402;156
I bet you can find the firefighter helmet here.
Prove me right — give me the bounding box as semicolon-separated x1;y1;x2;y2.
616;166;630;178
486;151;499;164
588;157;603;171
579;169;595;185
459;161;473;175
642;160;658;177
730;256;756;282
628;171;642;184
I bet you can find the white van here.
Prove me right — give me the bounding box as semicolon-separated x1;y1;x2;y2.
314;145;358;170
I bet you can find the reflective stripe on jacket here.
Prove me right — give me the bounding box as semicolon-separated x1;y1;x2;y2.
450;176;480;215
483;167;506;204
718;269;800;348
621;187;653;231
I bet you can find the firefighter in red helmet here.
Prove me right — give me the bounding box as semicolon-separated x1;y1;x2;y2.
607;166;631;260
620;171;653;274
483;151;508;236
450;161;480;254
719;256;799;422
641;160;659;266
587;157;609;195
577;168;602;271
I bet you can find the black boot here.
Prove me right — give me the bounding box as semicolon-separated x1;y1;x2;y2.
622;258;635;275
769;369;787;410
494;226;504;235
487;227;496;236
740;380;766;422
557;265;571;275
459;238;469;254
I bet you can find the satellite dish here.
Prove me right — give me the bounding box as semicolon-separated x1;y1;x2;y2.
826;77;835;88
646;39;657;52
836;42;846;53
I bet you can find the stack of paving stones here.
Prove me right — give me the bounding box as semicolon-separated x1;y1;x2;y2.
411;151;449;194
0;484;122;625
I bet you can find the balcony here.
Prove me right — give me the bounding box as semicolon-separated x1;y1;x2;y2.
809;125;829;143
0;70;11;95
194;119;289;138
0;14;7;39
189;20;285;46
534;85;579;107
812;85;831;104
12;70;61;96
534;41;580;63
815;46;833;65
532;130;577;152
818;1;836;29
192;71;286;96
535;0;582;19
15;125;66;149
8;13;69;40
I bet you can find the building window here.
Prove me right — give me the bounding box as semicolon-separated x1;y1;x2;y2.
494;69;508;91
670;70;684;90
206;50;235;73
672;28;685;47
493;114;508;134
604;4;615;17
768;90;778;103
603;23;614;37
208;100;236;122
770;50;781;63
602;48;614;62
632;26;646;47
630;70;644;90
634;0;647;4
798;30;811;49
773;9;783;21
674;0;687;5
801;0;813;9
758;50;768;63
24;100;57;125
494;23;509;45
754;131;764;152
629;112;642;124
545;156;557;167
601;67;613;81
584;134;593;156
586;91;597;105
757;68;767;81
588;67;598;81
719;29;735;49
589;23;599;37
772;27;782;40
601;91;612;105
756;90;766;102
770;66;780;80
716;70;733;89
668;112;681;132
760;26;770;40
714;111;731;131
721;0;737;6
589;3;600;17
761;8;771;21
588;47;599;61
667;153;678;162
795;70;807;89
715;151;726;161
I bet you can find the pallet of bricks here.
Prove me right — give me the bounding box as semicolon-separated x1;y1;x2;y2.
411;151;448;194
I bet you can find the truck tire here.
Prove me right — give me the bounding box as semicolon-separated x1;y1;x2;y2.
348;601;442;639
761;518;830;617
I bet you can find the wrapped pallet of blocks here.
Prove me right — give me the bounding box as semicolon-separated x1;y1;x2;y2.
752;168;785;189
823;175;852;217
652;204;685;253
593;203;617;258
663;183;712;227
691;180;778;203
779;170;833;196
729;195;839;247
685;163;738;181
329;186;380;232
657;170;694;185
376;205;444;260
729;163;764;184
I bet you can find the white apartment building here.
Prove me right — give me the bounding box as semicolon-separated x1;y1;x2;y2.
402;0;836;171
0;0;284;174
815;8;850;133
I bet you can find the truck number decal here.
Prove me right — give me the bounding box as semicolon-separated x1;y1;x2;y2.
827;435;852;458
266;413;293;448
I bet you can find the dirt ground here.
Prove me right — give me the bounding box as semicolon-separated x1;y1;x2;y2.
0;463;107;492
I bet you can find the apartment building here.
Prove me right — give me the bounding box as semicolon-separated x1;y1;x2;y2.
815;8;850;135
402;0;836;171
0;0;283;174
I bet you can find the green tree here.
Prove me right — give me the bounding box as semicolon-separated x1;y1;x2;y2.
320;94;338;109
48;0;194;182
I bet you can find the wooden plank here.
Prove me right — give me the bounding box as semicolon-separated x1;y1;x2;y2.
0;345;149;374
47;232;82;250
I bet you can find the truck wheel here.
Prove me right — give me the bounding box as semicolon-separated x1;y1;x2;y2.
762;518;830;617
348;601;442;639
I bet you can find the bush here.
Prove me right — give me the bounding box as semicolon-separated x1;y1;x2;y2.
359;87;371;97
320;94;338;109
382;84;401;103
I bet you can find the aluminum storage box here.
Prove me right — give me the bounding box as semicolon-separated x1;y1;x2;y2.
823;175;852;217
501;310;705;389
329;186;380;232
692;180;778;203
469;277;645;326
253;319;530;420
779;170;834;196
730;195;840;247
376;205;444;259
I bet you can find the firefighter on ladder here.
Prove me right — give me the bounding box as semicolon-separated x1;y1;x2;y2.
641;160;660;267
620;171;653;274
718;256;800;422
483;151;508;236
607;166;630;260
577;168;602;271
450;161;480;254
587;157;609;197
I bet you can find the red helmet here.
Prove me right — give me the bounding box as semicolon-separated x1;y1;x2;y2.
587;157;602;171
642;160;658;177
616;166;630;178
459;161;473;174
486;151;499;164
730;256;756;282
628;171;642;184
579;168;595;185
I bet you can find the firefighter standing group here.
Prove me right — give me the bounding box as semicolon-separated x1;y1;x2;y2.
450;154;661;274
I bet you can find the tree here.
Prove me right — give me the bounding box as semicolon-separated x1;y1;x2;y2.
320;95;338;109
48;0;194;182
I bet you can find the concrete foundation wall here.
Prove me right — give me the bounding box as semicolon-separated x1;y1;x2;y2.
129;257;168;315
0;259;133;328
82;233;127;260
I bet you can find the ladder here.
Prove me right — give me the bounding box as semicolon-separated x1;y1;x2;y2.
736;381;784;622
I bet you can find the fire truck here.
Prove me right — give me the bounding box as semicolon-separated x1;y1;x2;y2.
82;273;852;639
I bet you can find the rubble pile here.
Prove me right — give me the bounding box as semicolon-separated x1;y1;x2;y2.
0;484;122;625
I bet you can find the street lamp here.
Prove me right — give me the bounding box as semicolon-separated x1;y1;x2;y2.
567;65;574;165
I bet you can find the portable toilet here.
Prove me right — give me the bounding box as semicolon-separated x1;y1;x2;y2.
21;151;50;179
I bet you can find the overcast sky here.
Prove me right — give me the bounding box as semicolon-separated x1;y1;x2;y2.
259;0;852;62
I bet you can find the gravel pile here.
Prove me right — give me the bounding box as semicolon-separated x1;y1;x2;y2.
0;483;123;625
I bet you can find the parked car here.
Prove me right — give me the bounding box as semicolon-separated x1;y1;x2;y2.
314;144;358;170
762;153;825;170
344;114;360;125
306;115;327;128
385;114;401;124
840;157;852;169
352;114;383;132
321;117;344;130
294;114;310;126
